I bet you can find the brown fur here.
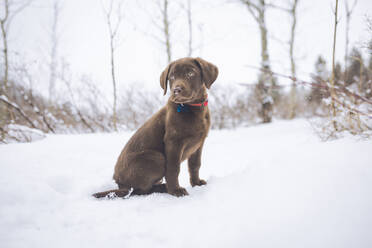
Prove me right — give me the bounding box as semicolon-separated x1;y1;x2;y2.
93;57;218;198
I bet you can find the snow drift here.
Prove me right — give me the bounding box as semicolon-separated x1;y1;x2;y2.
1;120;371;248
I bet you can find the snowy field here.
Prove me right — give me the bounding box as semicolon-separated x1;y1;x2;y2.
1;119;371;248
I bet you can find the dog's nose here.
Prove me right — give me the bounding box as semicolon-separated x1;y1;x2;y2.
173;86;182;95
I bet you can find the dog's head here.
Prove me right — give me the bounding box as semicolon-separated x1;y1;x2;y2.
160;57;218;104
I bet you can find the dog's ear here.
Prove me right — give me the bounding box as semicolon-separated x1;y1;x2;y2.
160;62;173;95
194;57;218;89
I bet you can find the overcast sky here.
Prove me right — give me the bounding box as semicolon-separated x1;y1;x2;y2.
3;0;372;97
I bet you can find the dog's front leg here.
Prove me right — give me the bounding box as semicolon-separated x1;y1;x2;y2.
188;144;207;187
165;143;189;197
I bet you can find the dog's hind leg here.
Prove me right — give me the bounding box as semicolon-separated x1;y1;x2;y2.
118;150;166;193
132;183;167;195
93;183;167;198
149;183;167;193
94;150;166;199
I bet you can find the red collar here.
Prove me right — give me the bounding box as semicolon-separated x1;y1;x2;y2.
187;99;208;107
176;98;208;112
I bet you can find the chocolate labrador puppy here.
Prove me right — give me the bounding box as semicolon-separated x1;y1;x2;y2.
93;57;218;198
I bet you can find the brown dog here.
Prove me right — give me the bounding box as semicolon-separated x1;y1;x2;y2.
93;57;218;198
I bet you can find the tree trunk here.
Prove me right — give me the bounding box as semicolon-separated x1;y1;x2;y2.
110;36;118;131
162;0;172;63
48;1;60;101
330;0;339;131
0;0;11;130
258;9;269;70
0;0;9;95
186;0;192;57
103;0;124;132
289;0;298;119
344;0;357;79
257;0;273;123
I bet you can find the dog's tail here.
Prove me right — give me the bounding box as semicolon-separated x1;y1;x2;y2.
92;187;133;199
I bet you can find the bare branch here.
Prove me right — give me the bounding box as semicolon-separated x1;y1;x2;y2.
242;1;260;23
266;3;291;12
245;64;372;117
241;0;260;11
0;96;37;129
112;1;125;39
0;0;9;23
5;0;33;32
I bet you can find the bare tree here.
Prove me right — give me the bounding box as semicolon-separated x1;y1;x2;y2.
367;17;372;52
344;0;357;73
288;0;299;119
178;0;194;57
102;0;125;131
0;0;9;95
161;0;172;63
185;0;193;57
330;0;340;131
241;1;271;71
137;0;183;64
48;0;62;101
181;0;204;57
0;0;32;95
1;0;33;139
240;0;275;123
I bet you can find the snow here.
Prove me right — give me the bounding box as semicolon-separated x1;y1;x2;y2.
1;119;372;248
3;124;46;143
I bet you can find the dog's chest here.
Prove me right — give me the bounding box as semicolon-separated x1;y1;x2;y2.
178;126;207;161
166;109;210;160
169;109;209;136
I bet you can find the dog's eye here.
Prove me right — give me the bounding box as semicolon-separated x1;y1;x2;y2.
187;71;195;78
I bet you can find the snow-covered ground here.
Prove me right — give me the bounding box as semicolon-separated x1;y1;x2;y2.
1;120;371;248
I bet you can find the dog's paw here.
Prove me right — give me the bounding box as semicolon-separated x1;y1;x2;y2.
169;187;189;197
191;179;207;187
